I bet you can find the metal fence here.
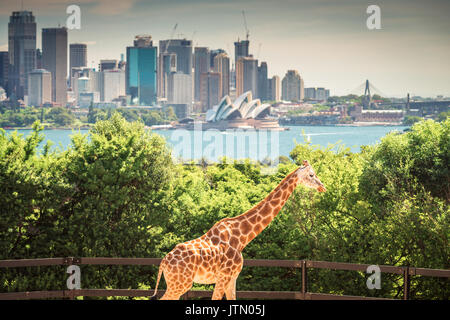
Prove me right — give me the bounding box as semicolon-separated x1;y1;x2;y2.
0;257;449;300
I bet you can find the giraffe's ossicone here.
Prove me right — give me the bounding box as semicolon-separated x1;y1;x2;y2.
151;160;326;300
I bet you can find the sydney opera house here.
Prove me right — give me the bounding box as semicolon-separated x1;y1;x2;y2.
201;91;284;130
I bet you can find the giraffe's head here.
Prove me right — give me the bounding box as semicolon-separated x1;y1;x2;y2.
295;160;326;192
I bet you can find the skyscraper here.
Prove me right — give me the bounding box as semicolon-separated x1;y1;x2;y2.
158;52;176;99
69;43;87;88
268;75;280;101
102;69;125;102
0;52;9;92
213;52;230;99
27;69;52;106
200;72;221;112
8;11;37;100
194;47;210;102
257;61;268;101
159;39;192;102
42;27;68;105
281;70;303;102
234;40;249;68
159;39;193;75
236;56;258;98
126;35;157;105
210;49;226;69
69;44;87;72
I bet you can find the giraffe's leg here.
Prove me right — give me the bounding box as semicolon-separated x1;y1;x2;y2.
212;276;233;300
225;277;237;300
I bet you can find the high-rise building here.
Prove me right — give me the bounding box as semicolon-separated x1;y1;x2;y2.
316;87;326;101
8;11;37;100
35;49;42;69
168;71;192;117
102;69;126;102
159;39;193;75
126;35;157;105
200;72;221;112
210;49;226;69
213;52;230;99
158;52;177;99
268;75;280;101
69;43;87;73
234;40;249;67
27;69;52;106
158;39;192;101
236;56;258;98
304;87;316;100
194;47;210;101
281;70;303;102
42;27;68;105
0;52;9;91
99;59;117;72
257;61;268;101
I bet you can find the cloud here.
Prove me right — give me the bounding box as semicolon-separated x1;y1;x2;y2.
0;43;7;51
0;0;139;16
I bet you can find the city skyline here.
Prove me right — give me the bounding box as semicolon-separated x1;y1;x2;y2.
0;0;449;98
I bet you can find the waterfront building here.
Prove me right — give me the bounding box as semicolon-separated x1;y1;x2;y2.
42;27;68;105
27;69;51;106
281;70;303;102
8;11;37;100
236;56;258;98
194;47;210;101
126;35;157;105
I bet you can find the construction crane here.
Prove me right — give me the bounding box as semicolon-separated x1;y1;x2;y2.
163;23;178;54
242;10;249;41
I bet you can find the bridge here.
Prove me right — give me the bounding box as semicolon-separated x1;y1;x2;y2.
350;80;450;116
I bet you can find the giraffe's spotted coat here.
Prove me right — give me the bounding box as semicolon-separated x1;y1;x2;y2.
152;161;326;300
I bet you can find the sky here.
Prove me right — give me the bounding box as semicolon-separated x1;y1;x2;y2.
0;0;449;98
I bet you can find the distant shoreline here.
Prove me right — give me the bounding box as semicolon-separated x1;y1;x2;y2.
2;122;408;131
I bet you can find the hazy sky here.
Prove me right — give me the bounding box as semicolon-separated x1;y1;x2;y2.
1;0;449;97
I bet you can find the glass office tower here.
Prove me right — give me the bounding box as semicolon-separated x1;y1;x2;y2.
126;35;157;105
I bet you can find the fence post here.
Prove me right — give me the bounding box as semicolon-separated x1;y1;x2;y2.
403;267;410;300
301;260;308;299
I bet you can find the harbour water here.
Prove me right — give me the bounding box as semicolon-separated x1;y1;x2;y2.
4;125;408;162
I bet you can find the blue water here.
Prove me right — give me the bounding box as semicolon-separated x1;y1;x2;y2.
4;125;408;162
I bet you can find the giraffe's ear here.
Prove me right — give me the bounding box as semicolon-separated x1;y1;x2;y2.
302;160;310;167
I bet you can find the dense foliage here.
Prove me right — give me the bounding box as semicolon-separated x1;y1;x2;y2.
0;115;448;299
0;105;177;128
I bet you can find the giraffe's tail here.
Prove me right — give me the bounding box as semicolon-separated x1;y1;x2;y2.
150;259;165;300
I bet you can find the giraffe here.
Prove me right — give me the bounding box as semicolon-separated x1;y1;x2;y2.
150;160;326;300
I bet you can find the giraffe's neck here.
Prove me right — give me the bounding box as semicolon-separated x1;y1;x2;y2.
234;168;301;250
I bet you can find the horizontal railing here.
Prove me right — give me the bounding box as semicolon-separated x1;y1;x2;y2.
1;257;448;300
